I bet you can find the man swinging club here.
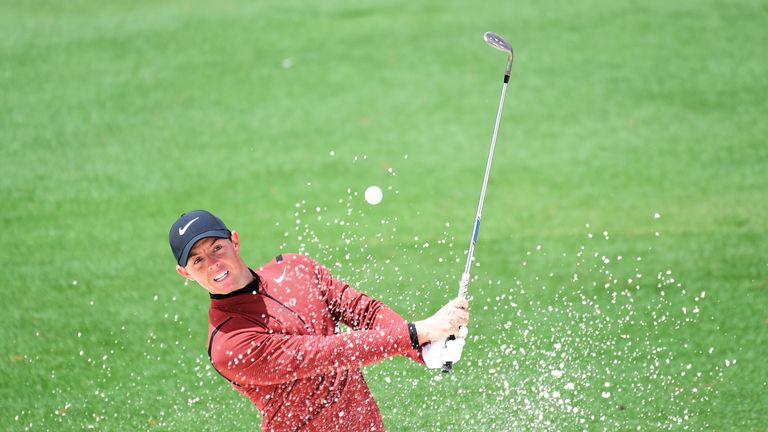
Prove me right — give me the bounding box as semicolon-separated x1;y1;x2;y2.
169;210;469;432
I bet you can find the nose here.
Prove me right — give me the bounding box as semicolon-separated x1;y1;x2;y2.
207;256;221;271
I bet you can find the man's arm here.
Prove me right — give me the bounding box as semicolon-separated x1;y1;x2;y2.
211;320;413;386
310;257;425;364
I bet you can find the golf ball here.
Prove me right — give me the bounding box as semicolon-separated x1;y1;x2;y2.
364;185;383;205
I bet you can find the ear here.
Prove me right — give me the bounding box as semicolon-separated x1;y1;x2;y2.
176;265;192;280
230;230;241;254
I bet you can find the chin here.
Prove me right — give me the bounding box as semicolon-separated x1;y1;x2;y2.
210;272;241;294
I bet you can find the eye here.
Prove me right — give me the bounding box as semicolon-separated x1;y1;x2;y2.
193;257;202;266
213;244;223;252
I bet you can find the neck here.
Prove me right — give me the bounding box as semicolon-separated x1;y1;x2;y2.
229;266;255;292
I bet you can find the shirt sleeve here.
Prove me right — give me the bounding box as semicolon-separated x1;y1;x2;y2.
211;319;413;386
310;257;425;365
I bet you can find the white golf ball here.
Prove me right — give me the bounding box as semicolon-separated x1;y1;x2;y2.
364;185;383;205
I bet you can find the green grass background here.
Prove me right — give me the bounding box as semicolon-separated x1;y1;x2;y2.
1;0;766;430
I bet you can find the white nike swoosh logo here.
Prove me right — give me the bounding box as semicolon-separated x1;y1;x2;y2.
178;217;200;236
274;267;287;283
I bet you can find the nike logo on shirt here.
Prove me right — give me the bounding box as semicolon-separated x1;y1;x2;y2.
178;217;200;235
274;267;287;283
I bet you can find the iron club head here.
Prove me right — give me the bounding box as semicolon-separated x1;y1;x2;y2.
484;32;514;76
484;32;512;53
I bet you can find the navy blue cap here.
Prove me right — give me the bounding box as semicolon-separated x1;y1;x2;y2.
169;210;231;266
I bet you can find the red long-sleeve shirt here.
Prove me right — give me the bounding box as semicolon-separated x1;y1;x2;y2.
207;253;423;431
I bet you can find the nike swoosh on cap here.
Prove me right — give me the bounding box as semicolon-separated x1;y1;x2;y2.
178;217;200;236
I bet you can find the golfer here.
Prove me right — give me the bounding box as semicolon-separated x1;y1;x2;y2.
169;210;469;431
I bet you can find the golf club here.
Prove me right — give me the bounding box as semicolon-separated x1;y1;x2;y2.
442;32;514;373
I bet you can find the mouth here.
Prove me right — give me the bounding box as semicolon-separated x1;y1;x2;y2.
213;271;229;283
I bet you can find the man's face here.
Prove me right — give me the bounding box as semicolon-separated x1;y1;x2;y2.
175;231;252;294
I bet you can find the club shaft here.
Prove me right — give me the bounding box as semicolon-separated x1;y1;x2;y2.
459;75;509;297
442;70;510;374
443;49;513;374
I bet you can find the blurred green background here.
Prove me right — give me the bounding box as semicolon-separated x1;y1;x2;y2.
1;0;766;430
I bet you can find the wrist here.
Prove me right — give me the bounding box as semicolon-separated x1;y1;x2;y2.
413;320;431;345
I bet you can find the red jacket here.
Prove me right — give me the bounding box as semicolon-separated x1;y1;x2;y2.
207;253;423;431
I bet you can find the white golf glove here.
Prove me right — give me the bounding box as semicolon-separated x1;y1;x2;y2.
422;326;468;369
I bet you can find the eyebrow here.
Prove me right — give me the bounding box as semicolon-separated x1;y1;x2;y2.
188;238;219;259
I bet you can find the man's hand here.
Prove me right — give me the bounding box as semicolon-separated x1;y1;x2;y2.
414;297;469;345
414;297;469;369
422;333;466;369
413;297;469;345
413;297;469;369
